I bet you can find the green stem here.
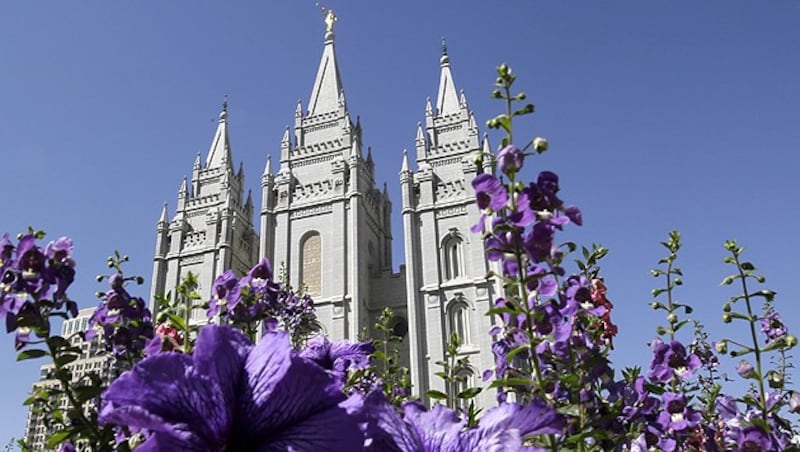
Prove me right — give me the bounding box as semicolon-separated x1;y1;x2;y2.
733;252;768;421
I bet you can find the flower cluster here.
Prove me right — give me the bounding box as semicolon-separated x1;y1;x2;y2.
207;258;319;346
85;256;154;366
0;233;77;348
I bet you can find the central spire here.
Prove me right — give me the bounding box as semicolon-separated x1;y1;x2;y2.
436;37;460;117
205;96;233;170
307;9;346;117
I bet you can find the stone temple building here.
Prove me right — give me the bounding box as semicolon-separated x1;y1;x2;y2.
149;14;499;406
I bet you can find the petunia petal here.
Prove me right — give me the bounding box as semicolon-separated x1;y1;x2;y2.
239;331;350;443
101;352;229;448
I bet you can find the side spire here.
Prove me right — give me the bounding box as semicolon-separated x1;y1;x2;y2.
206;96;234;170
264;154;273;177
307;9;346;117
401;149;410;173
436;38;459;116
158;202;168;224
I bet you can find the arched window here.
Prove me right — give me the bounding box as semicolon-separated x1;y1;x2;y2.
448;299;470;346
300;232;322;297
442;232;464;280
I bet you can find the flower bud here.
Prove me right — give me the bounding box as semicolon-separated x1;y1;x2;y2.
650;301;660;309
471;152;484;166
789;392;800;413
722;313;732;323
715;340;728;354
667;313;678;324
722;303;732;313
736;360;756;379
532;137;549;152
767;370;784;389
497;145;524;175
656;326;667;335
786;335;798;348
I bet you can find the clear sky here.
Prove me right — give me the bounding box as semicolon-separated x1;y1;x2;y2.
1;0;799;443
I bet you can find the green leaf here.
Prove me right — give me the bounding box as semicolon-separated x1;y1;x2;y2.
489;377;532;388
425;390;448;400
74;385;104;403
457;387;482;399
54;353;79;367
17;349;48;361
167;313;188;331
46;336;71;351
45;430;71;449
505;344;530;361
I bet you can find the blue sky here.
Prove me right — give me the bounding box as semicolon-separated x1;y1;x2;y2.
2;1;799;443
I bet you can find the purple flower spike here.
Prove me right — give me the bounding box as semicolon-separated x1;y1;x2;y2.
101;326;366;451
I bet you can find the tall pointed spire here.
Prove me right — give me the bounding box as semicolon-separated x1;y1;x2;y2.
206;96;234;169
308;9;346;117
158;202;168;224
263;154;272;177
401;149;410;173
436;38;460;116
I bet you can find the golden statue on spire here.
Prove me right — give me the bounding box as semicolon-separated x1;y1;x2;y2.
324;8;337;33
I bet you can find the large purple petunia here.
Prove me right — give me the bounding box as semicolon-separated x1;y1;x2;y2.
363;391;563;451
100;325;365;451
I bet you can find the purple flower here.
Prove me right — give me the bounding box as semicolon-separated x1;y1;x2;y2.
86;273;153;360
736;426;771;452
647;339;702;383
472;173;508;212
564;205;582;226
657;392;700;432
620;377;658;421
101;325;366;450
207;270;241;317
736;360;756;379
363;391;563;451
497;145;524;175
716;395;739;421
300;335;375;380
760;309;787;343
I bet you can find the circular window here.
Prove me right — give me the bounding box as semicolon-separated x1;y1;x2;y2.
391;317;409;338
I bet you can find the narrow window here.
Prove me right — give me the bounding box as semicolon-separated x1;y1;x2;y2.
448;300;470;345
301;232;322;297
443;235;464;280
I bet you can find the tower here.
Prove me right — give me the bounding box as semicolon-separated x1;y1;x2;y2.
401;44;498;405
260;11;396;341
150;101;258;317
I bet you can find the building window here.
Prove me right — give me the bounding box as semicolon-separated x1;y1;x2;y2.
301;232;322;297
447;299;470;346
442;232;464;280
450;367;475;411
